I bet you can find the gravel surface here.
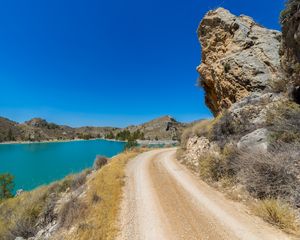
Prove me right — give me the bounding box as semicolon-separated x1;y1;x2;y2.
117;148;293;240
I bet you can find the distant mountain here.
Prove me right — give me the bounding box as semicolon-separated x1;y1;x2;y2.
0;116;187;143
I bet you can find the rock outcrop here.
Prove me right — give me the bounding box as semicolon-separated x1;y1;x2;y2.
280;0;300;102
181;7;297;168
181;136;219;169
125;115;186;141
197;8;282;116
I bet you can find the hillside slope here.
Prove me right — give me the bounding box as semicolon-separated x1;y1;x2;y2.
0;116;186;143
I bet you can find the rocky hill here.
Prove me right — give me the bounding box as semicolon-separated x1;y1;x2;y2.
179;6;300;232
0;116;186;143
125;115;186;141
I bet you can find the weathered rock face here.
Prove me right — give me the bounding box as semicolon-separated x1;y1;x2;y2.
180;136;219;169
280;0;300;101
197;8;282;115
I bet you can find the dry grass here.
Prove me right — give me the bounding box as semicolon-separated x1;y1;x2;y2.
54;149;145;240
180;119;215;147
0;186;50;240
0;170;89;240
254;199;300;234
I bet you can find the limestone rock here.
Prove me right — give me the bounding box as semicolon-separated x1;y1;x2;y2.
181;136;219;168
237;128;269;151
197;8;282;115
15;189;24;197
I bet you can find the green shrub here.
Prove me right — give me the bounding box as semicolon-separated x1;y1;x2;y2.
105;131;115;139
125;138;138;150
0;173;14;200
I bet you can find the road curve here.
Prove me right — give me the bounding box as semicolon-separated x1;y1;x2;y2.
117;148;292;240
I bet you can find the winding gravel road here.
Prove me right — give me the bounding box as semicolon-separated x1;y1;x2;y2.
117;148;293;240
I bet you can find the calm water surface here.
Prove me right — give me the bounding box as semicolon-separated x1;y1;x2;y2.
0;139;125;192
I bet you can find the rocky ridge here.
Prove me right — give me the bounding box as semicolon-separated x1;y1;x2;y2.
0;116;186;143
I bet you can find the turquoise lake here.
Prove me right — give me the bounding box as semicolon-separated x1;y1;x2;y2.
0;139;125;192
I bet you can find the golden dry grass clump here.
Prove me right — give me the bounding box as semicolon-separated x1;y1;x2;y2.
254;199;300;235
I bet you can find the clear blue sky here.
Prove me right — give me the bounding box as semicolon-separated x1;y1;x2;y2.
0;0;285;127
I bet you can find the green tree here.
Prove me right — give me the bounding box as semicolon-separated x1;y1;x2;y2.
125;138;138;150
105;131;115;139
0;173;14;200
7;128;15;141
132;130;145;140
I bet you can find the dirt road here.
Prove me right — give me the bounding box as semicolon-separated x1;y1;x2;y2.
117;148;292;240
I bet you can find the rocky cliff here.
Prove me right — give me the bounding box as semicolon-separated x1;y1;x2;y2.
180;7;300;213
280;0;300;102
197;8;282;116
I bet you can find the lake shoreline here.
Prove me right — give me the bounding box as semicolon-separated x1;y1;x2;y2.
0;138;126;192
0;138;126;145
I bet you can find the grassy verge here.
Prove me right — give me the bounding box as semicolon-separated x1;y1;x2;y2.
53;149;144;240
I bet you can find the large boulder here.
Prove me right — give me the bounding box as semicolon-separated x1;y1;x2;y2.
197;8;282;115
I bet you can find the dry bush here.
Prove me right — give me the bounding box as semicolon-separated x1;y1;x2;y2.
70;171;88;190
270;78;288;93
236;143;300;206
199;153;226;181
58;196;87;229
93;156;108;170
0;186;50;240
180;119;213;148
0;168;92;240
254;199;299;233
209;110;257;147
198;144;238;182
176;148;185;161
91;192;101;204
266;101;300;143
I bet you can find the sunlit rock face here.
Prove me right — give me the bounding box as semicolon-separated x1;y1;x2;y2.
197;8;282;116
